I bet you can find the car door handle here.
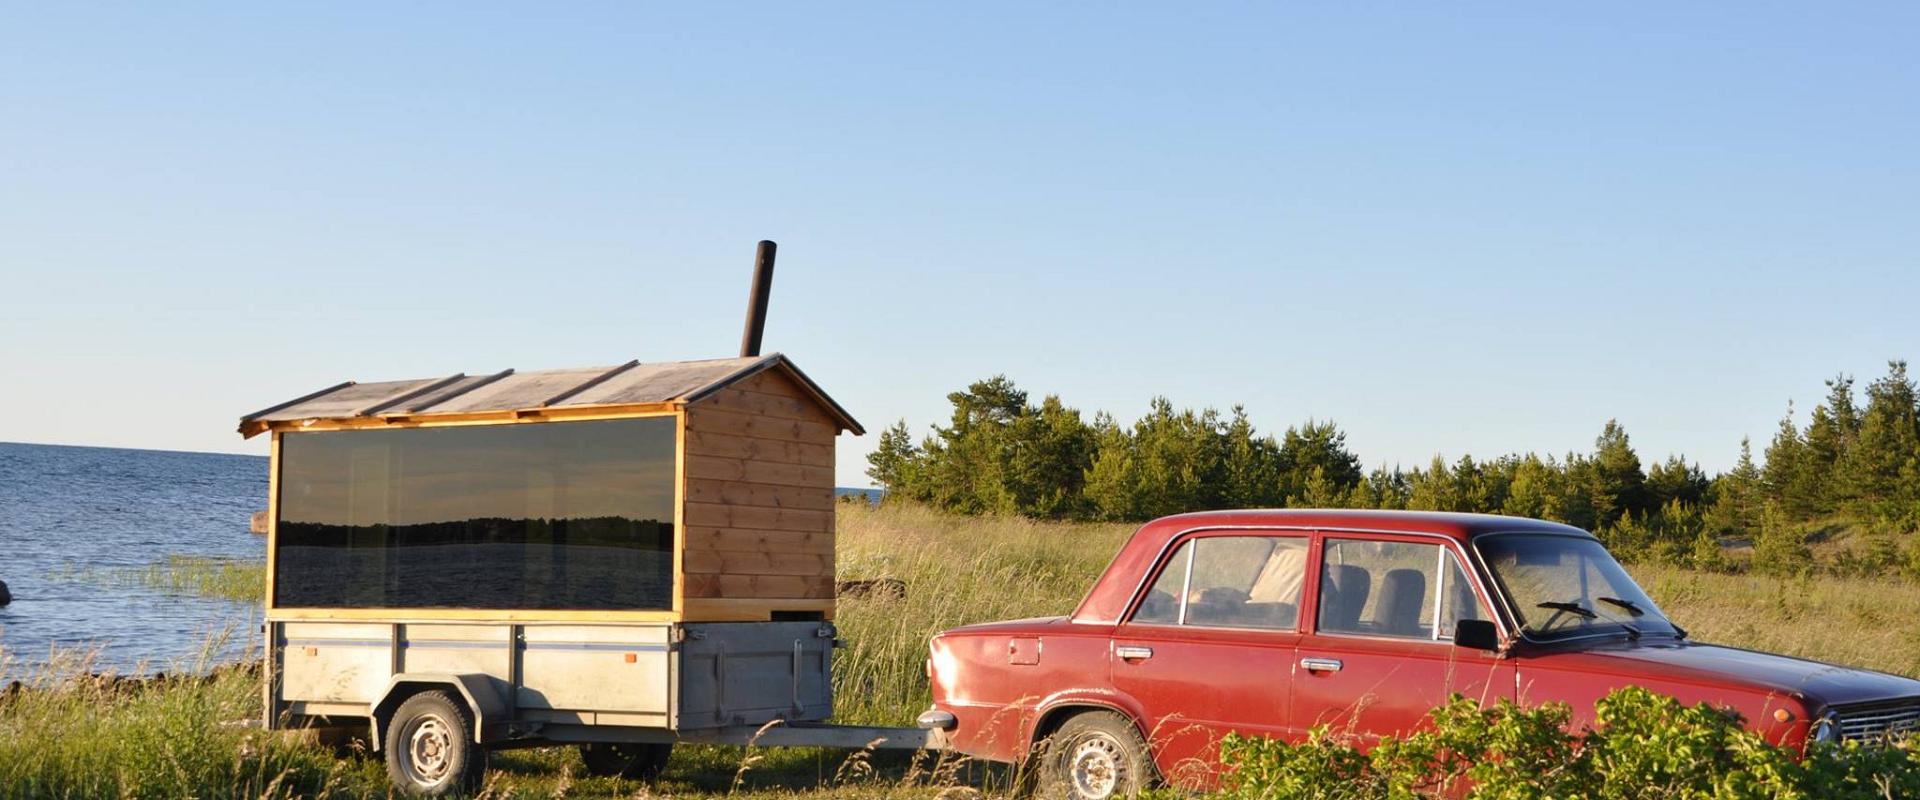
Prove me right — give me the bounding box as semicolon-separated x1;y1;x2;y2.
1116;646;1154;661
1300;657;1343;673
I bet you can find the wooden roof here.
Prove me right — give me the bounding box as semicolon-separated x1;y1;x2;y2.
238;353;862;438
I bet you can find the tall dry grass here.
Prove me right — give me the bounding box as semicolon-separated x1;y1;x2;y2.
832;502;1134;725
1637;564;1920;678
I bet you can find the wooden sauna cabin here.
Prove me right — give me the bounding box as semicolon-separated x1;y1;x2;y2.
237;352;864;623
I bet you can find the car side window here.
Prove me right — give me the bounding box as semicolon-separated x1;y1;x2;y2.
1130;536;1308;630
1132;542;1191;625
1318;539;1486;640
1435;553;1488;637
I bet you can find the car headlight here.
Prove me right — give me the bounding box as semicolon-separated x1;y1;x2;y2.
1811;711;1840;744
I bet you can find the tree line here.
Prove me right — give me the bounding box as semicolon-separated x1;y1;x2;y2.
867;361;1920;576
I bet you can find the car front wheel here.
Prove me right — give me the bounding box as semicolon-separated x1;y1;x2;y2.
1037;710;1153;800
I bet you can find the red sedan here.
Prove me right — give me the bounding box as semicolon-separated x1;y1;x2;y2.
918;510;1920;799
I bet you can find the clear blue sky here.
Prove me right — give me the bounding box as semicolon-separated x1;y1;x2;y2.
3;3;1915;487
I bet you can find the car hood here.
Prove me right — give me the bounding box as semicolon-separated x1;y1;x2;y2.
1530;639;1920;708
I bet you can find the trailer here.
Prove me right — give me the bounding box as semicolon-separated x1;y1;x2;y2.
236;243;945;795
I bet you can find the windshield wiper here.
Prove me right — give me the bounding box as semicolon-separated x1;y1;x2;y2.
1536;601;1597;619
1537;600;1642;640
1597;596;1645;616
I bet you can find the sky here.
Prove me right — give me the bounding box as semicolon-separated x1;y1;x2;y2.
2;3;1916;487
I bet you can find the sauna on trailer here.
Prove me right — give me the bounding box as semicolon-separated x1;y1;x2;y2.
237;243;940;796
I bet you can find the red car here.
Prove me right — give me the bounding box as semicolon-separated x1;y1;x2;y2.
918;510;1920;798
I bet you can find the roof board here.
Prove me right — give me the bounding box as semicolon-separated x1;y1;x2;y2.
239;354;862;437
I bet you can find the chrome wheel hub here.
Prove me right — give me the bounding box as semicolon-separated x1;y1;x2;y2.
1068;734;1124;799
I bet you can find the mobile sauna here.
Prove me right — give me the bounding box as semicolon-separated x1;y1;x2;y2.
237;244;938;795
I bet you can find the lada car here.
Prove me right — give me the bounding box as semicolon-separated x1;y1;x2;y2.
919;510;1920;799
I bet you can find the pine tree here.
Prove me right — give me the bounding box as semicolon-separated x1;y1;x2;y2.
865;420;921;494
1588;420;1649;528
1082;412;1141;521
1220;406;1284;508
1276;420;1363;500
1751;502;1812;576
1005;395;1097;518
1844;361;1920;511
1406;456;1462;512
1359;466;1411;510
1646;455;1710;509
1706;437;1762;539
1503;454;1559;521
1763;402;1820;517
1293;466;1349;508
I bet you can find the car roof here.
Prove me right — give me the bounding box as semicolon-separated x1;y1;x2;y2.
1069;508;1592;625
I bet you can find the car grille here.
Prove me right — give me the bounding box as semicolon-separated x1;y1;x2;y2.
1835;700;1920;743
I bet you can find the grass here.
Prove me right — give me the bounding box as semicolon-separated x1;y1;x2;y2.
8;503;1920;798
1636;563;1920;679
49;554;265;603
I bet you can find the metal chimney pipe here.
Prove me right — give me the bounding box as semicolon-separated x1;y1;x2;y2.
740;240;777;357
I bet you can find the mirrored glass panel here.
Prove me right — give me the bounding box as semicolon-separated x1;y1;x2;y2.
275;417;676;610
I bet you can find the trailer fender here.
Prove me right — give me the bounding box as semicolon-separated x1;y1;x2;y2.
370;673;508;749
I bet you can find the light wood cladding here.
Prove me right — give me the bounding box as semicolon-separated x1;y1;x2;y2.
681;366;837;604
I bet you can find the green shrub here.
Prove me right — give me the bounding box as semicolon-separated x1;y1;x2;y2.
1209;687;1920;799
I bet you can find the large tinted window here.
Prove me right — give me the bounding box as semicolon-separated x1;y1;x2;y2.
275;417;676;610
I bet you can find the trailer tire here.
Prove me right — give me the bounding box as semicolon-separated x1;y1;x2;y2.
579;742;673;780
383;690;488;796
1034;710;1153;800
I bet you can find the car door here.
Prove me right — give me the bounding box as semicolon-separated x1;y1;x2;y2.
1109;531;1308;786
1287;533;1514;745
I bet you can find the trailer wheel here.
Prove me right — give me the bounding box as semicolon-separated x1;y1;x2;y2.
579;742;673;780
1035;711;1153;800
383;690;488;796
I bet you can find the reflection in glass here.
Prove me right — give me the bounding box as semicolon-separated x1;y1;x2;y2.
275;417;676;610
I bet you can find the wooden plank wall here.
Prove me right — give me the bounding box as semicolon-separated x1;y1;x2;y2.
682;368;838;602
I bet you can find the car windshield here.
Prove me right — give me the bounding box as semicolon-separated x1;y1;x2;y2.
1475;534;1678;640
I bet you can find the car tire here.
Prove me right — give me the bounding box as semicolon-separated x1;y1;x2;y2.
1035;710;1154;800
578;742;673;780
383;690;489;796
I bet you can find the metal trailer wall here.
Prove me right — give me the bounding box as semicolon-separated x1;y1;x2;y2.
271;620;834;738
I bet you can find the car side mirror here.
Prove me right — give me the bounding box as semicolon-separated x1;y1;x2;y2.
1453;619;1502;652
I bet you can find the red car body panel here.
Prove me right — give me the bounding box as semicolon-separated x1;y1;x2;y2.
928;510;1920;789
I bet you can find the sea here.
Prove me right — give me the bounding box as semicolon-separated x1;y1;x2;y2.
0;441;880;676
0;442;267;676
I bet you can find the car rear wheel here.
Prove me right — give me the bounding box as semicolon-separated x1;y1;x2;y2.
1036;710;1153;800
383;690;488;796
578;742;673;780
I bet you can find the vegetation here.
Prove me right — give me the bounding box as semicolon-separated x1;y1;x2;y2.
1201;688;1920;799
0;641;374;798
50;555;265;603
870;361;1920;578
10;505;1920;797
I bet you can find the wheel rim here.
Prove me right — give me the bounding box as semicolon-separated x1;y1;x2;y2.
1067;733;1126;799
402;713;455;787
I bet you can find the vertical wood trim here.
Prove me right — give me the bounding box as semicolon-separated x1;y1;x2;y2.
673;409;687;617
827;432;837;607
263;431;282;726
265;431;281;612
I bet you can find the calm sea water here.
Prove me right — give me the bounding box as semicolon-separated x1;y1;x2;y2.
0;442;267;675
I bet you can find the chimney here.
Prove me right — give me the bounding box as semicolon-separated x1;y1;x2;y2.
740;240;777;357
